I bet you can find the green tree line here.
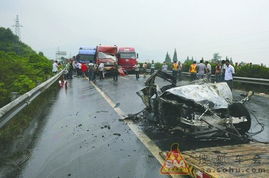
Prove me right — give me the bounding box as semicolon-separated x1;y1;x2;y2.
139;53;269;79
0;27;52;107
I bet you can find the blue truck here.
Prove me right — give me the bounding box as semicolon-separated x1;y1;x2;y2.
76;47;96;63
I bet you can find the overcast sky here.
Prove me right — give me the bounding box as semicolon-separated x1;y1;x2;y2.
1;0;269;65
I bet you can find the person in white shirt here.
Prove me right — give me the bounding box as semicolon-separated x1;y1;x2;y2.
224;60;235;90
162;62;168;73
52;61;58;73
135;63;140;80
75;62;82;76
98;63;105;80
205;61;212;81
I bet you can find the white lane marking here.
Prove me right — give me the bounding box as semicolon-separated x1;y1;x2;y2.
89;81;180;178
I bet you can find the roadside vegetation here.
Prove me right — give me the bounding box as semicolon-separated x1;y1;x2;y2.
0;27;52;107
139;52;269;79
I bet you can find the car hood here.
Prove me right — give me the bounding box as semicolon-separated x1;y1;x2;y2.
162;82;233;109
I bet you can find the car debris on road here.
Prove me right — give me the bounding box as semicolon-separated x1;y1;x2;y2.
130;70;258;141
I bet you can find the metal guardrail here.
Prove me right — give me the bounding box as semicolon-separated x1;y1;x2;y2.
0;70;64;129
167;71;269;86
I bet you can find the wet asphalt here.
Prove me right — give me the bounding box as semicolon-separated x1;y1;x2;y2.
19;76;169;178
18;75;269;178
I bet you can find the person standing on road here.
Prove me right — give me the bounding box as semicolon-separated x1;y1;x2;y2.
224;60;235;90
75;62;82;77
162;62;168;73
81;63;88;78
178;61;182;81
135;63;140;80
205;61;212;81
150;60;155;74
143;62;148;78
52;61;58;74
98;63;105;80
221;60;226;82
112;62;119;81
197;60;206;79
172;61;179;82
189;61;197;81
67;60;73;79
88;63;95;81
215;63;222;82
72;60;76;75
92;63;98;82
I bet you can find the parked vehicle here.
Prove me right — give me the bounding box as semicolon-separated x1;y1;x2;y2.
76;47;96;64
117;47;138;73
96;45;117;72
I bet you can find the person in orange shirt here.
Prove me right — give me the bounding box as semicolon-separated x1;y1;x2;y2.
172;61;179;82
189;61;197;81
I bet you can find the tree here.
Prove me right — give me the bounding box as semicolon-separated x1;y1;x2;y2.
165;52;171;63
38;51;44;56
172;49;178;62
0;27;52;107
212;53;221;63
184;56;193;63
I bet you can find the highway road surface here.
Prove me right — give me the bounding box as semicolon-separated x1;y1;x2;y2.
14;75;269;178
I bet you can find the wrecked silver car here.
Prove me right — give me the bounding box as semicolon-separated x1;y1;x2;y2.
136;70;253;140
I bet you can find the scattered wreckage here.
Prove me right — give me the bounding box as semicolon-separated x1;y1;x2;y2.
134;70;254;140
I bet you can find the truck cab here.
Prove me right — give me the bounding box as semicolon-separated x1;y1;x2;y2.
117;47;138;72
96;45;118;72
76;47;96;64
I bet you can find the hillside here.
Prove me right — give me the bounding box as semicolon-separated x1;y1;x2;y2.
0;27;52;107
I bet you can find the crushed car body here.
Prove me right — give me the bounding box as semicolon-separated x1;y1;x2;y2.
136;70;252;140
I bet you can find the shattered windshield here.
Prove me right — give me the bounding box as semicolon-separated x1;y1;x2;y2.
98;52;116;60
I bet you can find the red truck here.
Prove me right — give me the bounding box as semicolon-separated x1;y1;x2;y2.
96;45;118;72
117;47;138;72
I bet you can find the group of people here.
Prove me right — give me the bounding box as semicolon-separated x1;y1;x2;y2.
189;59;212;81
63;59;120;82
53;58;235;90
133;60;156;80
189;59;235;89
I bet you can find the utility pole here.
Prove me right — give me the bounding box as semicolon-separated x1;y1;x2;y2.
13;15;23;40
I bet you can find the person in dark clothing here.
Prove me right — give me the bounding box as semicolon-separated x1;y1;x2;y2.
221;60;226;82
150;60;155;74
93;64;97;82
135;63;140;80
67;61;73;79
88;63;95;81
113;62;119;81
